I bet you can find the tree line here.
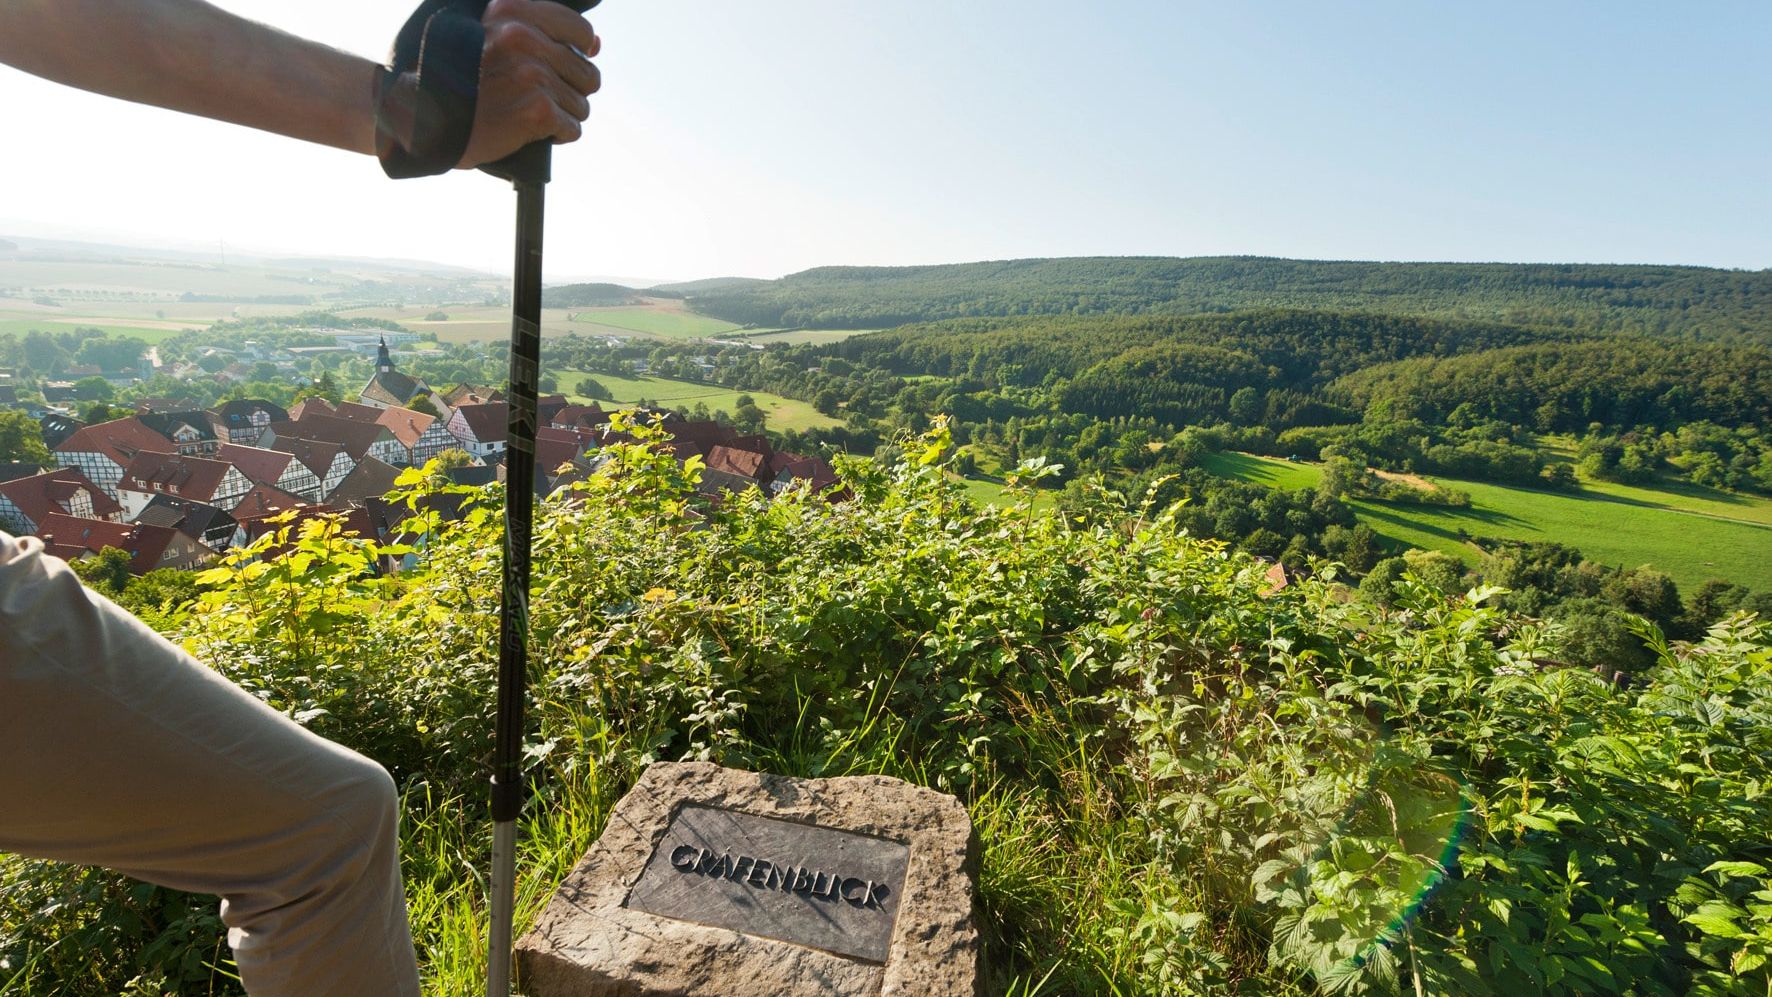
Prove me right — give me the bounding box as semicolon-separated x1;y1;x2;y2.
685;255;1772;338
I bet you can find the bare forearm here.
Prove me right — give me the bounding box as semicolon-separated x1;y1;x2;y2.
0;0;378;155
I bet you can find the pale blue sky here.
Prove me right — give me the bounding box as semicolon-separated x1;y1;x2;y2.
1;0;1767;280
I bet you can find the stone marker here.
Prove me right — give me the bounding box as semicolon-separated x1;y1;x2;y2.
517;761;978;997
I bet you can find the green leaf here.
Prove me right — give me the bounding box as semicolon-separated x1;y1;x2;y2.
1704;861;1769;879
1685;913;1745;939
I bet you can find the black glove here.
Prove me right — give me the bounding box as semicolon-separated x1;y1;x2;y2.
375;0;602;182
375;0;490;179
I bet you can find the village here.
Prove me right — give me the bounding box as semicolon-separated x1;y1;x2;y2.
0;338;839;576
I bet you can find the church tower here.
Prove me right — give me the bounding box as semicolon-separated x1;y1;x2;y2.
357;336;429;411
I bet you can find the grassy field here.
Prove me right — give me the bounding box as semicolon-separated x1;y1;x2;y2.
557;369;841;433
1199;450;1323;491
1570;474;1772;527
566;303;740;339
956;473;1059;510
1200;452;1772;592
0;318;190;342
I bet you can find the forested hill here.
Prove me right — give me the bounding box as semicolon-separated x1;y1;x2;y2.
543;282;641;307
823;310;1563;391
806;308;1772;436
686;256;1772;338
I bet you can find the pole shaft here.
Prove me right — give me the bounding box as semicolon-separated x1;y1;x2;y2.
487;820;518;997
489;179;546;997
495;180;545;821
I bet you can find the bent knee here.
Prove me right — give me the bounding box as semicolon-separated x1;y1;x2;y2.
324;750;401;842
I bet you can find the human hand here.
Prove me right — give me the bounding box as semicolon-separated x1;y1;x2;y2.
458;0;602;169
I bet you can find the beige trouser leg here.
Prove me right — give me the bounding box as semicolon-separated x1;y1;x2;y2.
0;532;421;997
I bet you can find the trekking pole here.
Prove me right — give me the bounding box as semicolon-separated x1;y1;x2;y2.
378;2;599;990
478;4;600;994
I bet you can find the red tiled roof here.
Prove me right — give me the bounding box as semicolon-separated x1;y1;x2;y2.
374;407;438;448
54;417;174;467
769;453;840;492
217;443;295;486
272;414;386;460
328;457;402;507
288;397;336;421
35;512;195;574
266;437;349;480
232;483;308;521
705;445;767;480
332;401;387;423
118;451;234;502
535;428;587;474
443;383;503;407
452;402;507;442
0;469;121;526
551;405;608;430
726;434;772;457
665;420;737;457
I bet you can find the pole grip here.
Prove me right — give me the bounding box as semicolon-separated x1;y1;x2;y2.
479;0;601;186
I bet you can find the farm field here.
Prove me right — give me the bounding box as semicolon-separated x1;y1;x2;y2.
556;369;841;433
729;329;879;346
338;304;511;344
1200;452;1772;592
335;300;744;344
0;318;189;343
565;303;740;339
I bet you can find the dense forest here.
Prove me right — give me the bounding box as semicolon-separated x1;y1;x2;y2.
830;309;1561;406
1334;340;1772;433
807;310;1772;436
685;256;1772;338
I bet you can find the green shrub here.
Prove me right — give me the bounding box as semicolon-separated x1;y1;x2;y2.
4;423;1767;996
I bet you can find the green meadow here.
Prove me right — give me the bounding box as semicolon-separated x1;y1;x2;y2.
1198;450;1323;491
956;473;1059;510
0;318;188;343
557;369;841;433
1200;452;1772;592
565;304;740;340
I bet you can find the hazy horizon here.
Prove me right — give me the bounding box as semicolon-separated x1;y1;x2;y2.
6;224;1768;292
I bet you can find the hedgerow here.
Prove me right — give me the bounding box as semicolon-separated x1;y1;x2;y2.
3;421;1767;996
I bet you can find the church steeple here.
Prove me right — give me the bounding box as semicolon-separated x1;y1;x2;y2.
376;336;392;374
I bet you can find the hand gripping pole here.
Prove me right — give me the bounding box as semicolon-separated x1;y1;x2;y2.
479;3;600;996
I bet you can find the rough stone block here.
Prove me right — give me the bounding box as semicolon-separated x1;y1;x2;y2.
516;761;978;997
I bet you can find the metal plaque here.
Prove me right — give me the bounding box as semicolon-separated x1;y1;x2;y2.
625;804;910;964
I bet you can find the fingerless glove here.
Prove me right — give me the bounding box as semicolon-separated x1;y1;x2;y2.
375;0;490;179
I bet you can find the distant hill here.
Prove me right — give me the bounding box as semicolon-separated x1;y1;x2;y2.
543;282;640;307
0;239;16;254
652;276;771;296
684;256;1772;339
